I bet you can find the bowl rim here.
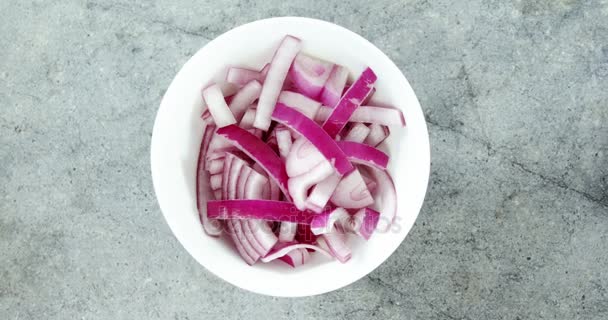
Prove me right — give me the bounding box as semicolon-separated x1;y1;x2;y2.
150;16;431;297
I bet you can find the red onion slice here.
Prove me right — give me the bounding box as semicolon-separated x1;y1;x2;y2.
206;157;224;175
238;107;257;129
236;166;252;199
196;136;222;236
278;222;297;242
200;125;216;171
320;65;349;108
205;133;234;161
209;173;222;191
310;208;350;235
261;241;332;263
285;137;326;177
278;248;310;267
228;80;262;122
349;208;381;240
231;219;261;263
275;127;293;159
336;141;389;170
278;91;321;120
364;167;397;232
288;160;334;210
330;169;374;209
255;36;302;131
319;229;351;263
305;173;341;213
246;220;277;254
207;200;318;223
226;63;269;86
288;53;334;99
342;123;370;143
321;68;377;138
216;125;290;200
295;224;318;244
226;221;256;265
202;84;237;128
272;103;354;175
316;105;406;127
244;169;269;200
363;124;389;147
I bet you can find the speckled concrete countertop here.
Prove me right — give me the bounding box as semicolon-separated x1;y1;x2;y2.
1;1;607;319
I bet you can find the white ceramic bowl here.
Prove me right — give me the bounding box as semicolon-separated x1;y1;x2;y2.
151;17;430;297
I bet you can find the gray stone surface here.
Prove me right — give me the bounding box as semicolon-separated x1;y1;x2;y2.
1;0;607;319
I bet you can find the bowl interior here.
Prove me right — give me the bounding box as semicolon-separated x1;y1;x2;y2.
151;17;430;297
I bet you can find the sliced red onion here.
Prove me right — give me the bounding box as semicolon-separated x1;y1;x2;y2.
216;125;290;199
364;123;389;147
238;107;257;129
201;124;216;170
278;91;322;120
224;153;246;201
205;133;234;160
316;105;406;127
349;208;380;240
272;103;354;175
244;168;269;200
231;219;261;263
364;167;397;232
330;169;374;209
213;189;222;200
342;123;370;143
202;84;237;128
209;173;222;190
248;128;263;139
295;224;318;244
239;167;278;257
254;36;302;131
277;248;310;267
288;160;334;210
314;105;332;123
278;222;297;242
265;129;278;151
220;153;236;199
275;127;293;159
356;105;405;126
196;136;222;236
260;241;332;263
260;63;270;78
226;221;256;265
310;208;350;235
236;166;252;199
285;137;326;177
361;87;376;105
226;63;269;86
305;173;341;213
320;65;349;108
311;207;379;240
321;68;377;138
288;53;334;99
264;169;281;201
240;220;266;255
246;219;277;254
320;229;351;263
206;157;224;175
202;109;213;125
361;171;378;194
207;200;316;223
228;80;262;122
336;140;389;170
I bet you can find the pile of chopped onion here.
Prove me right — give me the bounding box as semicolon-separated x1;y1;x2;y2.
196;35;405;267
